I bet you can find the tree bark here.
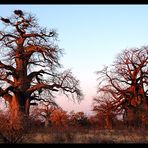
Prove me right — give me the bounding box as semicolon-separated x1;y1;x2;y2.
105;113;112;129
9;93;30;124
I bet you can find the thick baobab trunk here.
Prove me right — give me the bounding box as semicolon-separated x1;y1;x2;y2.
124;107;141;128
140;87;148;128
141;97;148;128
12;48;30;119
9;94;30;124
124;87;147;128
9;95;20;122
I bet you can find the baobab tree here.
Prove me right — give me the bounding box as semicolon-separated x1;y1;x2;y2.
93;92;119;129
0;10;82;122
96;47;148;128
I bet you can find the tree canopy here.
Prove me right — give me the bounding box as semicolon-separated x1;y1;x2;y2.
95;47;148;127
0;10;82;119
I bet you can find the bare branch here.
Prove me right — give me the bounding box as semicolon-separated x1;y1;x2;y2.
0;34;17;41
27;83;59;93
0;61;15;72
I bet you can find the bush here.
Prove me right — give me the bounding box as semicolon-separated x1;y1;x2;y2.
0;111;27;143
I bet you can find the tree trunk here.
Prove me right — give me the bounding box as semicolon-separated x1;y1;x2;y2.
105;113;112;129
9;94;30;124
124;107;141;128
9;95;20;122
141;97;148;128
13;49;29;118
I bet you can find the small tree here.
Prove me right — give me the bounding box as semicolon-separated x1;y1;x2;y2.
69;111;89;127
0;10;82;122
93;93;117;129
49;108;69;128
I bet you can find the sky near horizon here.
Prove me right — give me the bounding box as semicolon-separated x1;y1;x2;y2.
0;5;148;115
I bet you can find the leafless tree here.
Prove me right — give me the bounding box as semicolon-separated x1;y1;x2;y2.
96;47;148;128
93;92;118;129
0;10;82;123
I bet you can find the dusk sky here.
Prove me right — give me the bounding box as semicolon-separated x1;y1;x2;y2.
1;5;148;115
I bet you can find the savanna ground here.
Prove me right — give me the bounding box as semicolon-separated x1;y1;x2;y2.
19;127;148;144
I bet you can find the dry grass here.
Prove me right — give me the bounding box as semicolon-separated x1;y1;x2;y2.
22;128;148;144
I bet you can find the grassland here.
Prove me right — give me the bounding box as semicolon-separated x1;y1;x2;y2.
22;128;148;144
